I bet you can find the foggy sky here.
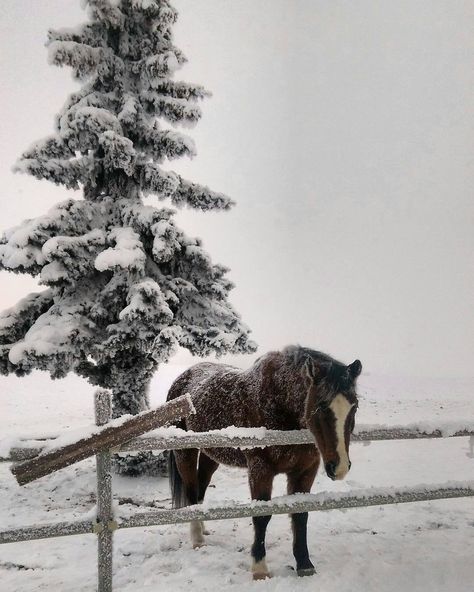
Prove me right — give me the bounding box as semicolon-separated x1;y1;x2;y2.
0;0;473;377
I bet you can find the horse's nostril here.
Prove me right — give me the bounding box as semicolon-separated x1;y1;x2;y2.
325;462;337;479
349;461;352;470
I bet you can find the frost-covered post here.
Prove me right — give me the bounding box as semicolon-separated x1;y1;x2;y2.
95;389;114;592
0;0;256;474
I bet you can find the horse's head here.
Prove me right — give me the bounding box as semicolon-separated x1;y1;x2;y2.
303;356;362;481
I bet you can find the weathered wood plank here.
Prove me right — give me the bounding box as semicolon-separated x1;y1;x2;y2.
95;390;114;592
0;520;94;544
2;483;473;545
10;394;194;486
354;428;474;441
119;484;474;529
3;427;473;462
119;428;474;452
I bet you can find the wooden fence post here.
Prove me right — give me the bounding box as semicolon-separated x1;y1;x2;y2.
95;389;114;592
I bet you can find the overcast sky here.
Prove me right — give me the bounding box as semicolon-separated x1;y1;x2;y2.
0;0;473;377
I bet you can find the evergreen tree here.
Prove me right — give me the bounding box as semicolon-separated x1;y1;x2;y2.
0;0;256;474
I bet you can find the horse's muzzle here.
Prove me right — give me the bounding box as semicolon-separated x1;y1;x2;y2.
325;462;337;480
325;460;352;480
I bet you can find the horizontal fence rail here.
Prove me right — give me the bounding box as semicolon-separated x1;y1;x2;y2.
118;483;474;528
119;426;474;451
0;520;94;545
2;482;473;545
3;426;474;462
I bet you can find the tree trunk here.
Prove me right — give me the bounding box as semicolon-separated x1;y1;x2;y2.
110;358;169;477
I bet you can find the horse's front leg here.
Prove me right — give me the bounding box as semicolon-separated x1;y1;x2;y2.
287;459;319;577
247;455;275;580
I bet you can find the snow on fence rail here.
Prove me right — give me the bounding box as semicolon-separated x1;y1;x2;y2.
1;390;474;592
2;482;473;545
3;423;474;463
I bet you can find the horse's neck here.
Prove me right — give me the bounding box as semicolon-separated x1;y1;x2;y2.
263;364;308;428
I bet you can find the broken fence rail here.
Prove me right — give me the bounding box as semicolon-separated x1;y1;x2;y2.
9;393;195;486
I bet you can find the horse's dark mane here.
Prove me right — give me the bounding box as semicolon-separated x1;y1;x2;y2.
283;345;339;369
281;345;357;401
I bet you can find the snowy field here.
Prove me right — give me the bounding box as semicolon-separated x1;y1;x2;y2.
1;367;473;591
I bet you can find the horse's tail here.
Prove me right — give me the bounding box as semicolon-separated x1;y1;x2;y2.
168;451;185;509
167;399;191;508
166;367;197;509
168;420;195;508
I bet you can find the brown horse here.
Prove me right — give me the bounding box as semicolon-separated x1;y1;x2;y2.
167;345;362;580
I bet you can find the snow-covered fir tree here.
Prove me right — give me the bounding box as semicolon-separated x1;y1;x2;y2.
0;0;256;474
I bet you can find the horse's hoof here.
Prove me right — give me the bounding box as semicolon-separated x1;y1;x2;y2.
192;542;205;550
252;572;271;581
297;567;316;577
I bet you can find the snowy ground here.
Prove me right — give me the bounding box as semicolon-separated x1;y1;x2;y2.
1;367;473;591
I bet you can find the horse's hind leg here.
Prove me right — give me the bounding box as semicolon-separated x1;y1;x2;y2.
287;460;319;577
169;449;205;548
197;452;219;535
247;455;275;580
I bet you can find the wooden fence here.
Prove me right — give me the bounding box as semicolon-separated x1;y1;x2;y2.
1;390;473;592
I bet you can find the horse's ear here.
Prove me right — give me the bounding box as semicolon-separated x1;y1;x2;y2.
348;359;362;379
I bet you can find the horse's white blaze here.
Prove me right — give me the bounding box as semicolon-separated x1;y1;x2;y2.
329;394;353;480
